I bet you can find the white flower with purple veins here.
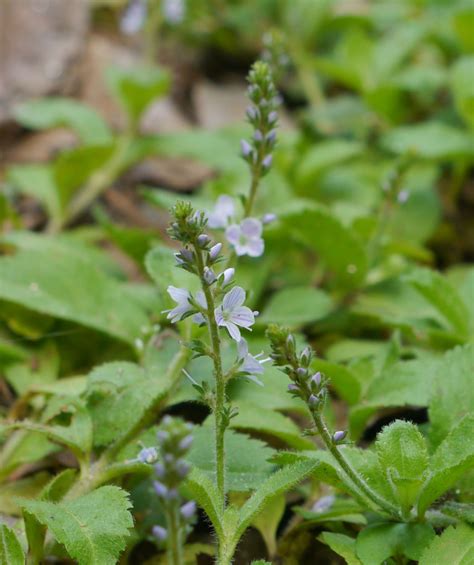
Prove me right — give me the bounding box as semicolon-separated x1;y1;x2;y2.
165;286;192;323
237;339;269;385
226;218;264;257
207;195;235;229
214;286;257;341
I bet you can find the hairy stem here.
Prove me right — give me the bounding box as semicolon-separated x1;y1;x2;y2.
165;501;184;565
193;245;227;512
310;409;400;518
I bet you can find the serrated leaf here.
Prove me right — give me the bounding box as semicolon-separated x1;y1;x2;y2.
349;357;435;439
404;268;470;338
418;415;474;517
0;237;149;345
319;532;362;565
0;525;25;565
429;344;474;447
234;460;319;547
86;361;172;446
20;486;133;565
375;421;428;512
14;98;112;144
183;467;223;540
258;286;333;326
106;66;170;125
297;498;366;526
283;205;368;289
228;404;314;450
356;522;435;565
186;428;276;492
440;502;474;525
419;524;474;565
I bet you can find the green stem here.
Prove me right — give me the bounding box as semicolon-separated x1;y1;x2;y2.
193;245;227;512
165;501;184;565
310;409;400;518
47;134;133;233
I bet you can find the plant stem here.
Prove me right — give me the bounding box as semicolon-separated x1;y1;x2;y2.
47;134;132;234
193;244;227;512
165;501;184;565
310;409;400;518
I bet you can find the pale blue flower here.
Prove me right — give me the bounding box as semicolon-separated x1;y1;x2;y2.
165;286;192;323
237;338;269;385
226;218;264;257
207;195;235;229
214;286;257;341
162;0;184;23
120;0;147;34
192;291;207;324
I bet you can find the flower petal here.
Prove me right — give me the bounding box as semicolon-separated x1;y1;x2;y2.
226;321;241;341
246;237;264;257
167;286;190;305
195;291;207;310
237;338;249;360
230;306;255;328
240;218;262;238
214;306;225;326
223;286;246;310
225;224;241;245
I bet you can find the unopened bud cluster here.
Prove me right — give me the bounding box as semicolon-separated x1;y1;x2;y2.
149;416;196;543
261;30;290;80
241;61;279;175
266;324;347;445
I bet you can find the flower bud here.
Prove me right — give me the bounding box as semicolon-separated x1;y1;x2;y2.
209;243;222;261
266;129;277;143
288;383;299;393
154;462;166;478
254;130;264;142
240;139;253;158
180;500;196;520
300;346;312;366
333;430;347;443
310;372;322;389
197;234;210;247
220;268;234;288
156;430;169;443
203;266;217;285
176;459;191;478
268;111;278;124
262;154;273;170
152;525;167;541
180;248;194;263
137;447;158;464
262;213;277;225
246;106;258;120
296;367;308;379
286;334;295;354
153;481;168;498
308;394;320;407
179;434;193;452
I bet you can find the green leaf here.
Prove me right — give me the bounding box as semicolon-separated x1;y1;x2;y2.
6;164;60;222
184;467;223;540
53;144;115;208
0;525;25;565
418;415;474;517
19;486;133;565
0;237;149;345
283;205;368;289
106;66;170;125
349;357;435;439
311;358;361;405
381;122;473;159
1;397;93;459
258;286;333;326
356;522;435;565
419;524;474;565
439;501;474;525
14;98;112;144
375;420;429;512
451;56;474;129
228;404;314;450
187;428;276;492
251;494;285;558
296;140;363;188
429;344;474;447
86;361;171;446
234;460;319;546
319;532;362;565
404;268;470;338
298;498;366;526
